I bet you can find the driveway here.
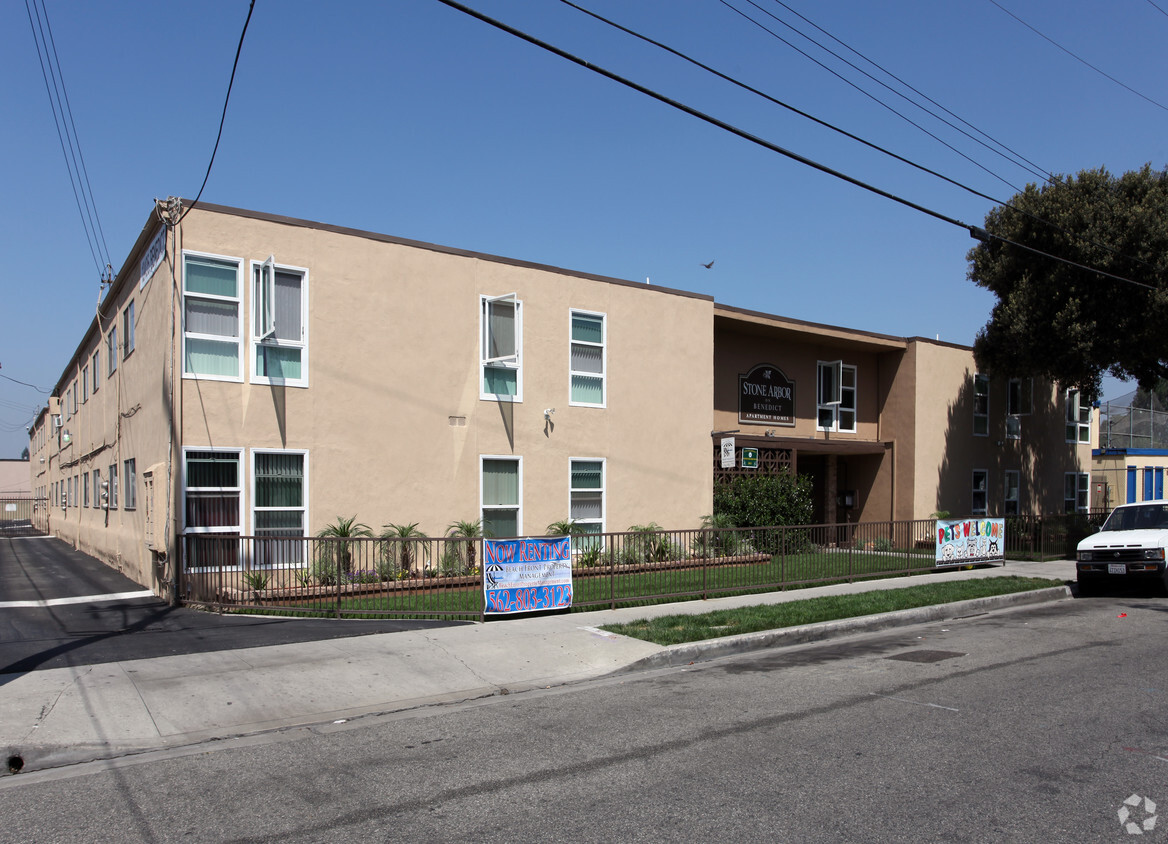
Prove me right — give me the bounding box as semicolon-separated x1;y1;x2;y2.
0;533;466;674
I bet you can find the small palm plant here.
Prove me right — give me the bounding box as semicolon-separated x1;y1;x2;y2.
446;518;483;573
381;522;430;577
315;516;372;583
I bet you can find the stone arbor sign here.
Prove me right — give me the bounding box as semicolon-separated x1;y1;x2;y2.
738;363;795;426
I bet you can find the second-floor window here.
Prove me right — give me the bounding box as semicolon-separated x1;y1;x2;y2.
973;374;989;436
251;257;308;386
123;300;135;359
569;311;605;407
183;253;242;380
481;294;522;401
817;361;856;433
1066;389;1091;443
1006;377;1031;440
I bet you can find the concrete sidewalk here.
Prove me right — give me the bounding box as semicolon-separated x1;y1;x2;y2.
1;559;1076;777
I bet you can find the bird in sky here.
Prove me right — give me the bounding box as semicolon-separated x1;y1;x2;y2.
701;260;715;269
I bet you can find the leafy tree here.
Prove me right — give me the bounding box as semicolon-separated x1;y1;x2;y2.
20;446;29;461
967;165;1168;400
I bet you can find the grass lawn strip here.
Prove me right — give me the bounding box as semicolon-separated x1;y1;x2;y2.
599;576;1064;646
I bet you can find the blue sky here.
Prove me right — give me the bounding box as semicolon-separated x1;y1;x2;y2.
2;0;1166;458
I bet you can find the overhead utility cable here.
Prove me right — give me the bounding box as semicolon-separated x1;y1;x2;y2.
433;0;1155;290
560;0;1155;275
176;0;256;225
1147;0;1168;20
987;0;1168;112
763;0;1054;185
24;0;112;276
723;0;1032;193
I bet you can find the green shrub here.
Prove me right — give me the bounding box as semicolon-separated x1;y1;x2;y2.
713;473;814;529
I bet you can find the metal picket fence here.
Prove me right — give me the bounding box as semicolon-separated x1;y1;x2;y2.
178;514;1094;621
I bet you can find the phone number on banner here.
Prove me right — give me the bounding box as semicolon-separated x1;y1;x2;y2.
485;584;572;614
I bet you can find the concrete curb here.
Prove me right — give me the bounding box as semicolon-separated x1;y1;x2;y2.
615;585;1074;673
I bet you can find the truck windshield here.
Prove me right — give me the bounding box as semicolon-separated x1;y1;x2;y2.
1102;504;1168;531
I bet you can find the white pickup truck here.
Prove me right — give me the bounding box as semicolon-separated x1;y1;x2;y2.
1076;501;1168;594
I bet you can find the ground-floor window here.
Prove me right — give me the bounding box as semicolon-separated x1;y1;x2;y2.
570;458;604;548
1065;473;1089;513
252;450;307;566
972;469;988;515
1004;470;1020;515
482;456;521;538
184;449;242;568
124;459;137;510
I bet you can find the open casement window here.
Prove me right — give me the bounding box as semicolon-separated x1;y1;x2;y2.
817;361;855;433
1065;389;1091;443
251;257;307;386
183;449;243;569
481;294;522;400
251;451;307;568
481;456;521;538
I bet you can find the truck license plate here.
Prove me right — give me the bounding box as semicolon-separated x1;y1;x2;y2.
1108;563;1127;575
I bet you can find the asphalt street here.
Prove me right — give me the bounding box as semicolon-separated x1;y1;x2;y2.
3;594;1166;842
0;534;467;674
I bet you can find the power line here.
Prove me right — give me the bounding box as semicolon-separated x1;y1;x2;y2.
433;0;1159;291
762;0;1055;185
558;0;1158;276
24;0;112;276
987;0;1168;112
176;0;257;226
1147;0;1168;20
721;0;1034;194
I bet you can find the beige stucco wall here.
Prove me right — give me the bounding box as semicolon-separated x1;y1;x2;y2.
910;339;1093;519
176;207;714;540
30;221;175;588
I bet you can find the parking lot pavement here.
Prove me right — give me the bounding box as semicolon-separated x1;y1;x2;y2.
0;534;466;674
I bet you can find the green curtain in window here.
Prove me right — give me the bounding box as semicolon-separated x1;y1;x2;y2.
255;454;304;507
482;459;518;506
185;257;238;297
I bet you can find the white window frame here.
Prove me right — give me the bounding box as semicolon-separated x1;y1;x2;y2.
250;449;309;569
94;468;105;509
182;251;244;383
973;374;989;437
124;458;137;510
972;469;988;516
1065;472;1089;513
108;462;118;509
1004;470;1020;516
817;361;856;433
250;258;309;387
123;300;135;359
83;472;90;508
480;294;522;402
569;310;606;408
569;457;606;542
182;447;243;534
92;351;100;393
1006;377;1031;440
480;455;522;538
107;326;118;377
82;365;89;403
1066;389;1091;444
